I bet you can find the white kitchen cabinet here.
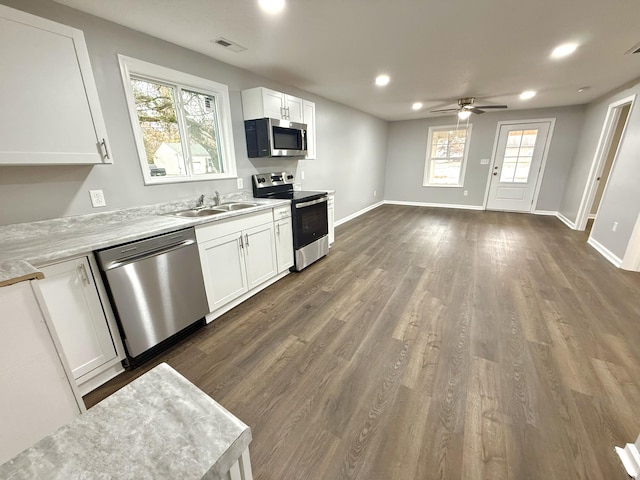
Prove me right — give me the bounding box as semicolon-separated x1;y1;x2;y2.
273;205;294;273
0;280;83;465
196;210;277;314
34;256;124;394
0;5;111;165
328;192;335;246
198;232;249;312
303;100;317;160
241;87;304;123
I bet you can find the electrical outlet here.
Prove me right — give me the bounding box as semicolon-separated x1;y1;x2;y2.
89;189;106;208
613;222;619;232
463;190;468;196
237;177;243;189
301;171;305;180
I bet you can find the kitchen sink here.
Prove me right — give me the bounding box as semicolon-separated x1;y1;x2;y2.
168;203;259;218
170;208;226;218
215;202;259;211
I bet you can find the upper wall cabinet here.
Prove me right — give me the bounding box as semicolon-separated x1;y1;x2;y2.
0;5;111;165
242;87;304;123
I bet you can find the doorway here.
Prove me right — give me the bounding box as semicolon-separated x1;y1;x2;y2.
575;96;634;231
586;104;630;233
485;120;554;212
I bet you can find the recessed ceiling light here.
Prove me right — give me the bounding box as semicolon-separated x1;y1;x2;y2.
412;102;423;111
578;86;591;93
520;90;536;100
375;74;390;87
457;110;472;120
258;0;285;14
551;43;578;59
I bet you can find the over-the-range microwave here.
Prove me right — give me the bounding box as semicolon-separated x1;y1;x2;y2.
244;118;307;157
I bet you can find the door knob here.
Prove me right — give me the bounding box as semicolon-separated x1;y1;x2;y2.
493;172;497;176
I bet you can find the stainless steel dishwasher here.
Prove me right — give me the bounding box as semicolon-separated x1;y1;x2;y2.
96;227;208;367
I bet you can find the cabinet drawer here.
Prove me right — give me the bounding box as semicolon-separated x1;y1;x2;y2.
273;205;291;220
195;210;273;243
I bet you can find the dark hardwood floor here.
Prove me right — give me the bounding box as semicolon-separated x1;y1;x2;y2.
85;205;640;480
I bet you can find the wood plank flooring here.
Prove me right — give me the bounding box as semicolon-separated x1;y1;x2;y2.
85;205;640;480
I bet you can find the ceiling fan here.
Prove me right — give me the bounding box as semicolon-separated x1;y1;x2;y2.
430;97;508;119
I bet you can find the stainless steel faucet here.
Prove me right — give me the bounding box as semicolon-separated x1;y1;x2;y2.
196;194;205;208
214;191;221;206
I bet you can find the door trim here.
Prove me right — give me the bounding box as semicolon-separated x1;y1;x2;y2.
483;118;556;212
574;94;636;231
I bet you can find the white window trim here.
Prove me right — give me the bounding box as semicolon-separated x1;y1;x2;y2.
118;55;237;185
422;124;472;188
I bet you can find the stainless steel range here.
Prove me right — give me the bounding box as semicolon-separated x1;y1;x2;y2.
253;172;328;271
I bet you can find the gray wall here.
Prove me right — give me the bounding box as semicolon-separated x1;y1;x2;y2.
0;0;388;226
384;106;585;211
576;81;640;260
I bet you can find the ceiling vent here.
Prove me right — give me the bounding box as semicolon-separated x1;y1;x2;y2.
625;41;640;55
211;37;247;53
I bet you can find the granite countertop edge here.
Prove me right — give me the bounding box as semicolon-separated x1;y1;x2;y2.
0;197;290;286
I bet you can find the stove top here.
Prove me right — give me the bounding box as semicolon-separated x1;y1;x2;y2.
252;172;327;203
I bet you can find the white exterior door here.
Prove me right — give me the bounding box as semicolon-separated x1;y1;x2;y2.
486;121;551;212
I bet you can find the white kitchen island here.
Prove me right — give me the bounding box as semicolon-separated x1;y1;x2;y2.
0;363;253;480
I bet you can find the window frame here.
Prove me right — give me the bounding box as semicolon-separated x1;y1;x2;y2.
118;55;237;185
422;124;472;188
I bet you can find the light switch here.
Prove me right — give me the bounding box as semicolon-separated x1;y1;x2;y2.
237;178;244;189
89;190;106;208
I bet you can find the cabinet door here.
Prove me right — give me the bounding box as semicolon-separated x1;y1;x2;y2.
0;281;82;464
37;258;117;379
261;88;286;119
199;232;249;312
244;223;277;289
275;218;294;273
0;5;110;165
303;100;316;159
328;195;335;246
285;95;304;123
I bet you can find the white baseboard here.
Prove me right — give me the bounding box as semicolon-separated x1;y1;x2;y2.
384;200;484;210
588;236;623;267
616;439;640;478
556;212;577;229
335;201;384;227
533;210;557;216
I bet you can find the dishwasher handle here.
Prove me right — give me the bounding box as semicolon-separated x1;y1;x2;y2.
101;238;196;270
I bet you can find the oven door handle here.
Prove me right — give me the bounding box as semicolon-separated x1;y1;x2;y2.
295;197;328;209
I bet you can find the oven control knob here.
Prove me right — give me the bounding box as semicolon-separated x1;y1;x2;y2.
258;178;266;183
287;175;294;180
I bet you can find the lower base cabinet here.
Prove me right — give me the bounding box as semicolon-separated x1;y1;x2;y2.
275;218;294;273
0;281;83;464
196;211;277;314
34;255;124;394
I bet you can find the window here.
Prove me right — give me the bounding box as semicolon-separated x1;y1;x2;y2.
118;55;237;184
500;129;538;183
423;125;472;187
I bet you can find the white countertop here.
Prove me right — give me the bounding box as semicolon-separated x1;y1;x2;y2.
0;363;252;479
0;196;289;286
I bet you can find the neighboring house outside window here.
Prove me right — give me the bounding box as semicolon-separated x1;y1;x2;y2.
118;55;237;185
423;124;472;187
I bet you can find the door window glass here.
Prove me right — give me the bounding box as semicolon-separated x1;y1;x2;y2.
500;129;538;183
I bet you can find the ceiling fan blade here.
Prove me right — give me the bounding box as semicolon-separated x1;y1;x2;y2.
429;108;458;113
472;105;508;109
468;107;485;114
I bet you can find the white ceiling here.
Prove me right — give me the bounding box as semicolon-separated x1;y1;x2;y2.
54;0;640;121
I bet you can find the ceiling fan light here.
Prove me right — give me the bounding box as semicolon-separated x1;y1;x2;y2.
457;110;471;120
